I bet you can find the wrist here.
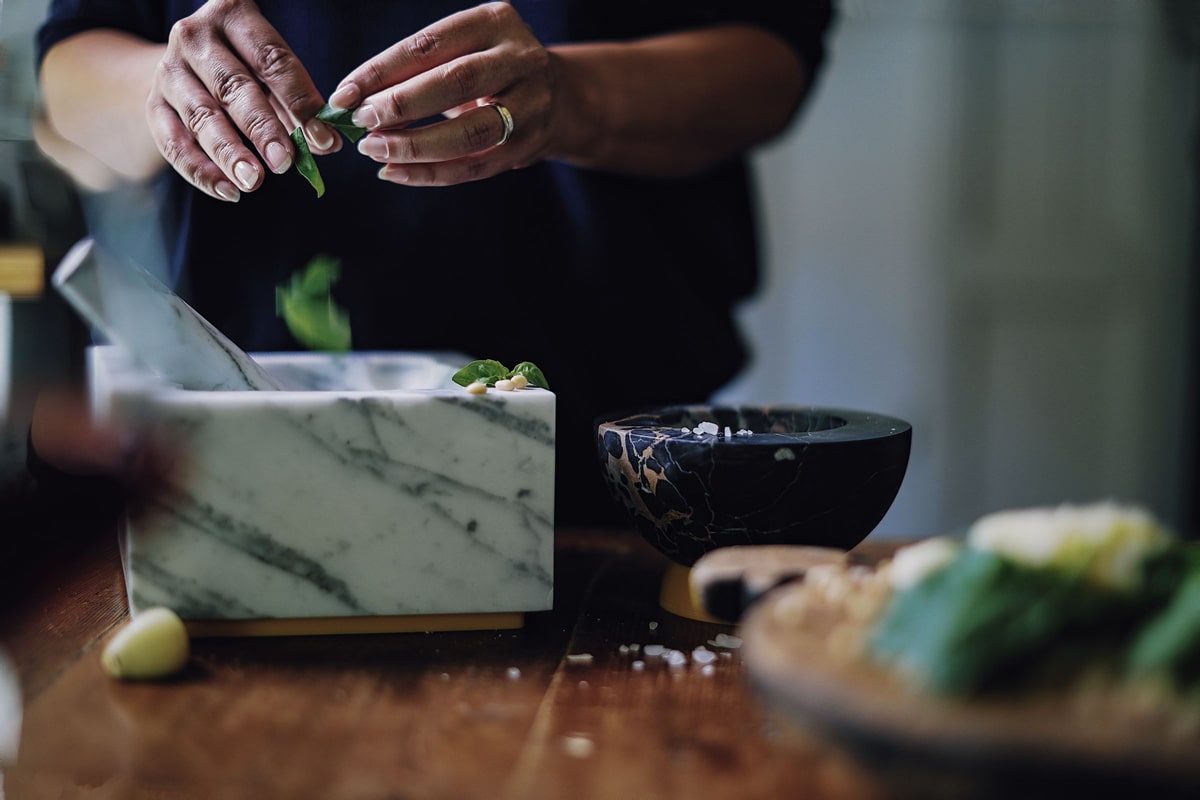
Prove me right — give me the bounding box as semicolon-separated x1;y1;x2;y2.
543;45;614;169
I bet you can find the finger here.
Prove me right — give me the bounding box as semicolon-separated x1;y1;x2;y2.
166;15;296;175
377;152;513;186
328;2;512;112
442;101;478;120
147;85;246;202
357;103;512;164
223;15;325;123
303;117;341;154
269;94;341;155
155;63;282;199
352;48;518;131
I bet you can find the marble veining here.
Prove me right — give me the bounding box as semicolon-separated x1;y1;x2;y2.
92;347;555;623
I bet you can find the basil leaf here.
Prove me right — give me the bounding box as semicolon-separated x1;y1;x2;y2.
276;255;351;351
316;104;367;143
510;361;549;390
290;127;325;198
1128;568;1200;684
452;359;509;387
276;291;351;352
870;549;1127;695
293;254;340;295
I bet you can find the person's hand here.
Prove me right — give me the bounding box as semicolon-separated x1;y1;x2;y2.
146;0;340;202
328;2;559;186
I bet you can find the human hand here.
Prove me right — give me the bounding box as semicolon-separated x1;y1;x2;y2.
145;0;341;202
328;2;559;186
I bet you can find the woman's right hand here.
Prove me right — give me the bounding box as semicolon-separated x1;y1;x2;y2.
146;0;339;202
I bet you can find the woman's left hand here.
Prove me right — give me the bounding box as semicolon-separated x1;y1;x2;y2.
328;2;559;186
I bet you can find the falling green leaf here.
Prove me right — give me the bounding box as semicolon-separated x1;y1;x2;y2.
276;255;351;351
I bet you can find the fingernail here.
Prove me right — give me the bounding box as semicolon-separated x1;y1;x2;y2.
357;136;388;160
215;182;240;202
266;141;292;174
329;83;360;111
304;119;335;150
352;104;380;130
380;166;409;184
233;160;259;191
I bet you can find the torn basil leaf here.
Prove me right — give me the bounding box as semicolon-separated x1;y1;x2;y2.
276;255;350;351
316;104;367;143
290;127;325;198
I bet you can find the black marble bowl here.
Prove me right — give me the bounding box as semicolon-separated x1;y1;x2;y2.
596;406;912;566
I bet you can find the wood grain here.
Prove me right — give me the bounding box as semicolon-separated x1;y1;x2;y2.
1;521;892;799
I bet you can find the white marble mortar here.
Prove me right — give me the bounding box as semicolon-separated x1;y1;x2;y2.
88;346;555;623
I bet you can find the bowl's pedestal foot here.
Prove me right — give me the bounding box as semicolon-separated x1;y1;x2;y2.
658;561;725;624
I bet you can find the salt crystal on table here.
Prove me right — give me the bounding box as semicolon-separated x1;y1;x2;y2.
618;645;629;655
507;667;521;680
692;647;717;665
643;644;666;657
724;426;732;439
648;621;659;631
666;650;688;668
632;660;646;671
709;633;743;649
567;653;594;665
696;421;719;435
701;664;716;676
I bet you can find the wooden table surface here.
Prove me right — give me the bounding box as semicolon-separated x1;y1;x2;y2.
0;505;897;800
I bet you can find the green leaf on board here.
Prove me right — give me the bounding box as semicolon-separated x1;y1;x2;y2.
452;359;511;387
509;361;550;390
451;359;550;389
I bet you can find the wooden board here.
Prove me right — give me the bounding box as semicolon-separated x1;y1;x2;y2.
739;577;1200;799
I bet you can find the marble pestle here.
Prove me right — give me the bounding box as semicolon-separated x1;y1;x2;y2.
52;238;281;391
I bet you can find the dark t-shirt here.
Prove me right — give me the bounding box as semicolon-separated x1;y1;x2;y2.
37;0;833;525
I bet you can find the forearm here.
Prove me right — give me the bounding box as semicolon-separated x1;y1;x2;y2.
40;30;167;182
548;25;808;177
32;110;121;194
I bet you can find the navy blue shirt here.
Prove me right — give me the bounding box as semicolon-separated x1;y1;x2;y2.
38;0;833;524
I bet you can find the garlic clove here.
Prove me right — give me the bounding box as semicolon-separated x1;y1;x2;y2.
101;606;190;680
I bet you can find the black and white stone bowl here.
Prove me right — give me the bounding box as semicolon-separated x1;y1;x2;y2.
596;406;912;567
